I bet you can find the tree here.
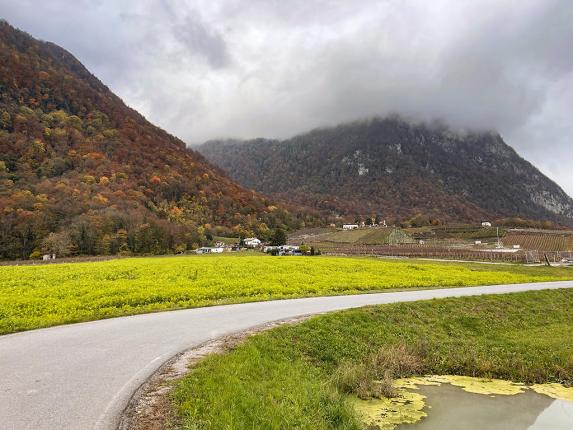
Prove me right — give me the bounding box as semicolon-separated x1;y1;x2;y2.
374;214;382;225
70;221;98;255
0;111;11;129
41;232;72;257
270;228;287;246
365;217;373;226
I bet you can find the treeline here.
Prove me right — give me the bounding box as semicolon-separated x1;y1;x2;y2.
0;204;312;260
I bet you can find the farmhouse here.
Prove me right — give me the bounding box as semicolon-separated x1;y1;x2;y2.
343;224;359;230
481;221;492;227
244;237;262;248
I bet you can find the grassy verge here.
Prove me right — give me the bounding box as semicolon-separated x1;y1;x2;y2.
172;289;573;429
0;254;571;335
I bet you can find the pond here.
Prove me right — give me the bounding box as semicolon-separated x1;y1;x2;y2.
400;383;573;429
352;376;573;430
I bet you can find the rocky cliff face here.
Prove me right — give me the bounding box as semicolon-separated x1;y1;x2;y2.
198;117;573;225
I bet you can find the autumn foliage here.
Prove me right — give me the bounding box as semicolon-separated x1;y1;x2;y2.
0;21;313;259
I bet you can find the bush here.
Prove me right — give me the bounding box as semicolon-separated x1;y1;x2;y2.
332;344;422;399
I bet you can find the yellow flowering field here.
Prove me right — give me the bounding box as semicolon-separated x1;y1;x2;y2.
0;254;570;334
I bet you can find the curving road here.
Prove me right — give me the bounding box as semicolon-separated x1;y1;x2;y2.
1;280;572;430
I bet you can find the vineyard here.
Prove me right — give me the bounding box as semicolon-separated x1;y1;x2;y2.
503;232;573;252
293;226;573;263
313;243;528;262
309;243;573;264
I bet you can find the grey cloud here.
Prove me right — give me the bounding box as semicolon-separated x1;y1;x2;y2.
159;0;230;68
0;0;572;195
173;16;229;68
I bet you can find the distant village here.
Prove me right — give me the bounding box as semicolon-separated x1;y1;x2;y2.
195;237;307;256
194;218;394;256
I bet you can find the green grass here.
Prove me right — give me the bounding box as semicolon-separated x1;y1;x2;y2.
212;236;239;245
172;289;573;429
0;254;571;335
319;229;374;243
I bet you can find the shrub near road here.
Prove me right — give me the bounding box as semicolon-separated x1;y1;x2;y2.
0;254;572;335
172;289;573;430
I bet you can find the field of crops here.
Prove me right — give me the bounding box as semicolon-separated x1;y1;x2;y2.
293;227;415;245
310;243;531;262
311;229;373;243
503;232;573;251
1;254;571;335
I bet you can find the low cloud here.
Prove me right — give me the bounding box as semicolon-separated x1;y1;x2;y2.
1;0;572;194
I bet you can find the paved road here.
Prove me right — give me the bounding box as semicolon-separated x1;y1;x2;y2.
1;281;572;430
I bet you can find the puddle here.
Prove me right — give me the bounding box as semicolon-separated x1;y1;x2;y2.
352;376;573;430
399;383;573;429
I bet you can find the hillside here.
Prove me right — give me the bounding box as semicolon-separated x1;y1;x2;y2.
0;21;306;259
198;117;573;226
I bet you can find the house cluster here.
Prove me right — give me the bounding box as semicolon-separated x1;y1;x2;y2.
194;235;306;256
42;253;57;261
196;239;243;254
195;237;268;255
263;245;302;256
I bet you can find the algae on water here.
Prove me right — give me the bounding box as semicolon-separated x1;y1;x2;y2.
351;389;426;430
351;375;573;430
422;375;526;396
531;383;573;402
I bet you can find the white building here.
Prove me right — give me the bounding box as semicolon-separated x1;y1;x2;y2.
343;224;359;230
196;247;224;254
481;222;492;227
278;245;301;256
244;237;262;248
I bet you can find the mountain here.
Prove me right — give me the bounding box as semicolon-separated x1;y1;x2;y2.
198;117;573;226
0;21;307;260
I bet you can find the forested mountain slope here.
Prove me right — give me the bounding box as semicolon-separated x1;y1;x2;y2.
0;21;305;259
199;117;573;226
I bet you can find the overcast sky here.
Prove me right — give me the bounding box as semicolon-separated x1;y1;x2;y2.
2;0;572;195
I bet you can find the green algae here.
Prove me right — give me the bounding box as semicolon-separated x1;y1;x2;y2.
531;383;573;402
394;377;441;390
352;375;573;429
424;375;526;396
351;389;427;430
